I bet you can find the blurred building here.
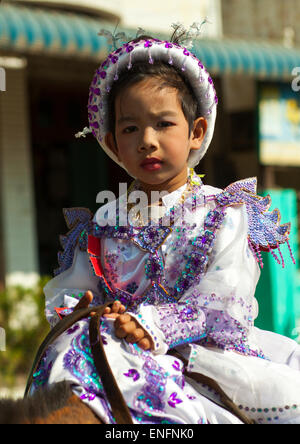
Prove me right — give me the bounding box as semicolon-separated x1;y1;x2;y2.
0;0;299;335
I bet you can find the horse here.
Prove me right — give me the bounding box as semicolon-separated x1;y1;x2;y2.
0;381;101;424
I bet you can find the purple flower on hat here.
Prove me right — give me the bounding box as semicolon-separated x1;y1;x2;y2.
198;61;204;69
165;42;173;48
111;55;118;64
101;60;109;68
90;121;99;129
126;45;134;53
88;105;98;112
144;41;152;48
183;49;190;56
99;71;107;79
90;87;101;96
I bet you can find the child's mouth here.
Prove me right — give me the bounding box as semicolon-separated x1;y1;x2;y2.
140;158;163;171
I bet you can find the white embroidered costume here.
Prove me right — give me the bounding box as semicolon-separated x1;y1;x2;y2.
30;29;300;424
32;170;300;424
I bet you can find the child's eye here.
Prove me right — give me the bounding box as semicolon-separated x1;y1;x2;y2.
123;126;137;134
157;121;174;128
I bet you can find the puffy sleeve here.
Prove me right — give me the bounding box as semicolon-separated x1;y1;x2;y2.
128;203;261;355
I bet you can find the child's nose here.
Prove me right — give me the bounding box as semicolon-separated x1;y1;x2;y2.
138;127;158;152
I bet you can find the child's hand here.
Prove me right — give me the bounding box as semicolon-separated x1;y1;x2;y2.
74;292;126;318
74;290;95;314
74;293;152;350
103;300;126;319
113;314;154;351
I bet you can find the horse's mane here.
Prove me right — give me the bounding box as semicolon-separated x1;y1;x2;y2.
0;381;73;424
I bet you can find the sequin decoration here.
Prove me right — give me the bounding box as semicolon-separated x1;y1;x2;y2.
237;403;299;424
133;282;177;309
145;253;164;281
133;225;172;254
157;300;206;349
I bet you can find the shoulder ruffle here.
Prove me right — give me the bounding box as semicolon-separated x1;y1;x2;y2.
215;178;295;268
54;207;93;276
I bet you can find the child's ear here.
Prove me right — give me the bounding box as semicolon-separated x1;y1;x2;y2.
105;132;120;160
190;117;207;151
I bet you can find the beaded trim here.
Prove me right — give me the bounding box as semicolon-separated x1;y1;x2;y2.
237;403;299;423
213;177;295;269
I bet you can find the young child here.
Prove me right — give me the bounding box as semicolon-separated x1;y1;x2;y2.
34;28;300;424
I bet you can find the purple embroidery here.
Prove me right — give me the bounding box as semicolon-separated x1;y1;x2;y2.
63;323;103;394
172;360;181;372
168;392;183;408
124;369;140;382
67;324;80;335
134;356;167;413
80;391;96;401
101;335;108;345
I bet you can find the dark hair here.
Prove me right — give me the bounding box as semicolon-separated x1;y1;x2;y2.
107;40;199;137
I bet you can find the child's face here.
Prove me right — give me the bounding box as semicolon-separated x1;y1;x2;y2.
105;77;207;190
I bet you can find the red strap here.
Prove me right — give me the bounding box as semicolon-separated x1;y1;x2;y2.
88;236;113;292
87;235;101;257
54;307;73;320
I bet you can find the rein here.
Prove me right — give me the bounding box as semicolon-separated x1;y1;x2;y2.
25;304;254;425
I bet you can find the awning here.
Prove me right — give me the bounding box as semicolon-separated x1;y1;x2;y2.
193;39;300;79
0;3;110;60
1;3;300;79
